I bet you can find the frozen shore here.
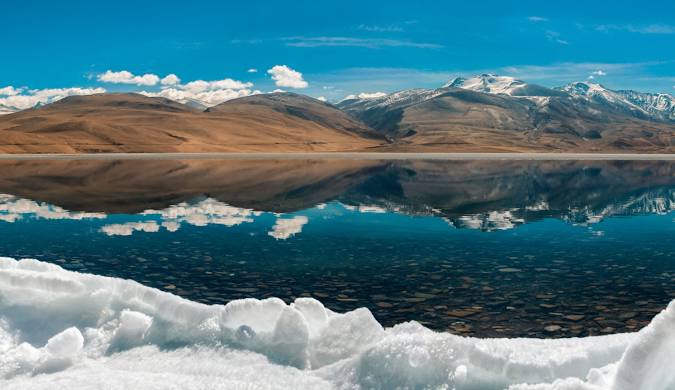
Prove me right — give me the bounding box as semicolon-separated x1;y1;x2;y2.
0;257;673;389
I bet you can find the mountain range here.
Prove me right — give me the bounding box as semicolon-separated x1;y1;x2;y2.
0;74;673;153
0;159;672;229
337;74;675;152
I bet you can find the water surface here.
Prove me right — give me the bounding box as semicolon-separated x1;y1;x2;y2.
0;159;673;337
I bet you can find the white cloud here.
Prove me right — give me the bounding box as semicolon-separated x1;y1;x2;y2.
591;70;607;76
498;61;662;88
181;79;253;93
545;31;569;45
283;36;442;49
247;68;258;73
267;65;309;89
343;92;387;101
160;74;181;86
357;92;387;99
272;89;286;93
0;194;106;222
528;16;548;22
268;215;308;240
141;76;257;107
0;87;106;110
357;24;404;32
316;96;327;102
141;87;260;107
0;86;22;96
100;221;160;236
596;24;675;34
98;70;160;86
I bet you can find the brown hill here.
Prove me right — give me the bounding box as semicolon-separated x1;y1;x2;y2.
0;158;387;213
0;93;385;153
207;92;384;141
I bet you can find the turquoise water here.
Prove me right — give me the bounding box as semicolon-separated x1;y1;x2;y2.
0;159;673;337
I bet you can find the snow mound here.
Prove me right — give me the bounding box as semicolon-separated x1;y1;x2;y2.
445;74;526;95
0;257;673;389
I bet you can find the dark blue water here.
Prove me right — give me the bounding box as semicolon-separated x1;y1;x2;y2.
0;159;673;337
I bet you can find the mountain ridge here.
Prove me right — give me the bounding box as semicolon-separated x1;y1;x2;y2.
1;77;674;153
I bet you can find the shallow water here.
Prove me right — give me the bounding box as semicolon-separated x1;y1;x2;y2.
0;158;673;338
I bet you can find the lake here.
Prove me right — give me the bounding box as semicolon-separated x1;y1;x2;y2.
1;158;673;338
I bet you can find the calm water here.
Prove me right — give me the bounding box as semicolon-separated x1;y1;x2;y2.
0;159;674;338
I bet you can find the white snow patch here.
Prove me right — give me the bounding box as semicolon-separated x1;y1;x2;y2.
0;257;673;389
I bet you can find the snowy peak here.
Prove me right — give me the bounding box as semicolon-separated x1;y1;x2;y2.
444;74;526;95
559;81;675;121
559;81;617;101
444;74;564;98
618;89;675;121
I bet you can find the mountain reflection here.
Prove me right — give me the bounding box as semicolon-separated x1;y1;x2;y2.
0;159;673;232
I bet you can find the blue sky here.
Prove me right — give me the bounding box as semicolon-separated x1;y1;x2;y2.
2;0;675;106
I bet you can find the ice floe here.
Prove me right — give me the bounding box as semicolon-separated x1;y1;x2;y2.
0;257;673;389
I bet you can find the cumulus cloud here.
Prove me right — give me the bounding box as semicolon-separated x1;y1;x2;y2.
182;79;253;93
160;74;181;86
591;70;607;76
0;86;22;96
343;92;387;101
268;215;308;240
0;87;106;110
100;199;263;236
247;68;258;73
141;76;258;107
0;194;106;222
528;16;548;22
267;65;309;89
100;221;161;236
141;87;259;107
142;198;261;229
98;70;161;86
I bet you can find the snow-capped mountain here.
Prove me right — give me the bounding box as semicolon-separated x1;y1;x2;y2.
558;81;675;122
338;88;444;112
0;103;19;115
559;82;647;114
616;89;675;122
444;74;525;95
444;74;564;97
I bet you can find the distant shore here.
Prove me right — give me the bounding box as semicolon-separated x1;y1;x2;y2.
0;152;674;160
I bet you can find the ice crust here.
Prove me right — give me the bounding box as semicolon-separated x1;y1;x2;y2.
0;257;673;389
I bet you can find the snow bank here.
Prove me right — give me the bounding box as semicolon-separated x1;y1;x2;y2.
0;257;673;389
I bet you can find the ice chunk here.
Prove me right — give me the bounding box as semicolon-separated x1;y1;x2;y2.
0;257;673;390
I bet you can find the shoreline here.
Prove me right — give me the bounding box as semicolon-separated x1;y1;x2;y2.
0;152;674;160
